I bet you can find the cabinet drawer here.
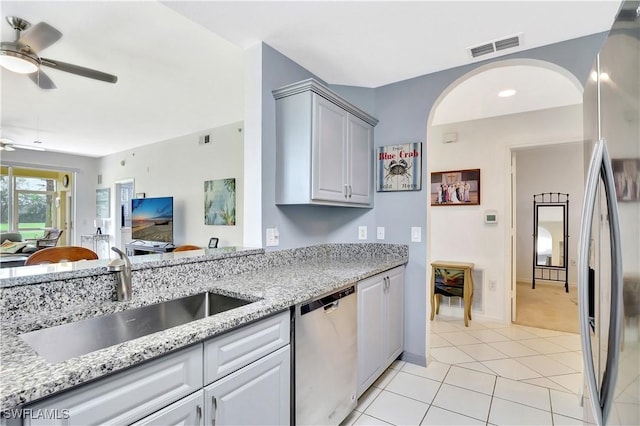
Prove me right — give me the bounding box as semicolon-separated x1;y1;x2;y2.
204;311;289;384
24;345;203;426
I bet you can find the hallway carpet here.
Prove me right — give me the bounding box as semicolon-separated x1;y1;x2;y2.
515;281;579;333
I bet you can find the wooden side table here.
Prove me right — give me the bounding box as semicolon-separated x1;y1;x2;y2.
430;261;474;326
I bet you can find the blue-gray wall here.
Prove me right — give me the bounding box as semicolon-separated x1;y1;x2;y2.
261;44;377;250
260;33;607;365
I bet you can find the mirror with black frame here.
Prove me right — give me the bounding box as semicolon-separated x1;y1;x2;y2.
535;204;566;267
532;192;570;292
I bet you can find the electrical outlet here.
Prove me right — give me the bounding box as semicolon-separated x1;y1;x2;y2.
411;227;421;242
199;134;211;145
266;227;279;247
358;226;368;240
377;227;385;240
489;280;497;291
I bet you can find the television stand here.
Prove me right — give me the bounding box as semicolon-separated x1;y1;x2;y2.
125;242;175;256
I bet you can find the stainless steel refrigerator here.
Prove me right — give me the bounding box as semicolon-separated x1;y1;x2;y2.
579;1;640;425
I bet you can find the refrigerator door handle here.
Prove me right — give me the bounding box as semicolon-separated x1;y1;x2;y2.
578;138;624;425
578;138;604;425
599;138;623;424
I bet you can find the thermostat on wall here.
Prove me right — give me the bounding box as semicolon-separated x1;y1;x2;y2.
484;210;498;224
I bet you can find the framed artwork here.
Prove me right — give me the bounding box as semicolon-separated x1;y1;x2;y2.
95;188;110;218
376;142;422;192
612;158;640;202
430;168;480;206
204;178;236;225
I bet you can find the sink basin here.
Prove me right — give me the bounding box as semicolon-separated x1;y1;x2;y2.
20;292;252;363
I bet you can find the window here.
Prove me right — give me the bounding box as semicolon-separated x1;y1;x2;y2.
1;168;62;239
0;175;8;234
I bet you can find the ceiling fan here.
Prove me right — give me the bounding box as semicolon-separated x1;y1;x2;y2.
0;139;45;152
0;16;118;89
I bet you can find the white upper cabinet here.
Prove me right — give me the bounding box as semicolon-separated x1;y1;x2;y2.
273;79;378;208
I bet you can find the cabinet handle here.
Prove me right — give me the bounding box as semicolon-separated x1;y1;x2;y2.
344;184;348;198
348;185;352;198
196;405;202;426
211;396;217;426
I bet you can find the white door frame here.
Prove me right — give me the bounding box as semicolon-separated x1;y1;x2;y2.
114;178;134;250
510;151;517;322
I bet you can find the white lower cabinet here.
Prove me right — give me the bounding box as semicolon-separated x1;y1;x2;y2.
357;266;405;397
24;345;203;426
22;312;291;426
204;346;290;426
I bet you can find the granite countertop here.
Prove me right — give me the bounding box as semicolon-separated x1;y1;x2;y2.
0;246;263;287
0;254;407;410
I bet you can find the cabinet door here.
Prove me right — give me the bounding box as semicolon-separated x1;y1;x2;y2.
347;115;373;205
312;95;348;202
131;390;204;426
384;267;405;364
357;275;385;397
205;346;290;426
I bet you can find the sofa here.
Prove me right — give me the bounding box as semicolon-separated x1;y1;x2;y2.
0;232;38;255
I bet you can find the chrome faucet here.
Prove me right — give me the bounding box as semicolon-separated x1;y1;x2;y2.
109;247;132;301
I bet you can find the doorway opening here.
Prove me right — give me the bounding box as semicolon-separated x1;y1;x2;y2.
511;144;582;333
114;179;134;250
426;58;584;334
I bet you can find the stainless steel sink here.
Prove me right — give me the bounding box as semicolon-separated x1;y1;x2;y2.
20;292;252;363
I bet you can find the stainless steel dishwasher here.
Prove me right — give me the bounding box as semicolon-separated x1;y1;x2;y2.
295;285;357;425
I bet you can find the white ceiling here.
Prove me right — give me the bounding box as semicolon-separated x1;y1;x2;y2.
432;64;584;125
0;1;621;158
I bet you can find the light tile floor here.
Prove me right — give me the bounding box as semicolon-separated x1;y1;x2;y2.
342;315;589;426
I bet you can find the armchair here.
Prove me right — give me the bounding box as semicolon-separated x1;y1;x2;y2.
28;228;63;250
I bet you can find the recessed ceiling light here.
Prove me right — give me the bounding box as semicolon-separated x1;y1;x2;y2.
498;89;517;98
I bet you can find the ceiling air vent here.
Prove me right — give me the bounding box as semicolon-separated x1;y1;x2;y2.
468;34;522;58
495;36;520;51
470;43;495;58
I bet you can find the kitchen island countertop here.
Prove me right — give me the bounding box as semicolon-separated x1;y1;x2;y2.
0;243;407;411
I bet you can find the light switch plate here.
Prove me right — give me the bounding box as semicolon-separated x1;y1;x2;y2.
411;227;421;242
358;226;368;240
377;227;385;240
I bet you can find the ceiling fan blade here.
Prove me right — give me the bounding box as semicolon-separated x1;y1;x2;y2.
27;69;56;89
16;22;62;53
40;58;117;83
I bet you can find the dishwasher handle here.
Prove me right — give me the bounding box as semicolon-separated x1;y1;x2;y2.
323;300;339;313
300;286;355;315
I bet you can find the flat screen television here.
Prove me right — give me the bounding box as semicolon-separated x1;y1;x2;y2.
131;196;174;244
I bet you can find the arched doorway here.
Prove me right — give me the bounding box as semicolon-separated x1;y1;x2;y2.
425;58;583;332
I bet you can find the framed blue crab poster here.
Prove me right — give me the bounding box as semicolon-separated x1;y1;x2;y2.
376;142;422;192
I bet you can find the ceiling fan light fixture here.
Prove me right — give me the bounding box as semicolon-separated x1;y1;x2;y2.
18;144;45;151
0;49;38;73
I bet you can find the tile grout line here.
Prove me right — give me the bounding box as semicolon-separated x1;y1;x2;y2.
485;373;498;425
